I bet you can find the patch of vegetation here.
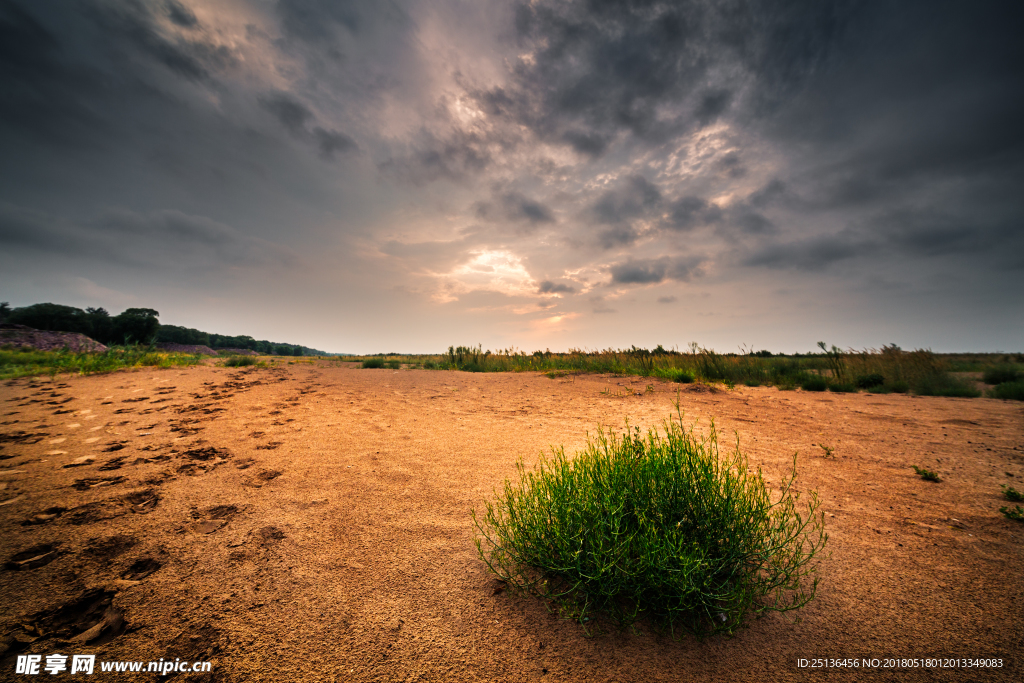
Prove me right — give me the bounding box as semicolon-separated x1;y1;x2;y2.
819;445;835;458
743;379;761;387
989;380;1024;401
912;374;981;398
0;346;203;380
827;382;856;393
1000;505;1024;522
855;373;885;389
1002;485;1024;502
361;357;385;369
983;366;1020;385
385;360;401;370
912;466;941;482
801;377;828;392
473;413;827;637
223;355;258;367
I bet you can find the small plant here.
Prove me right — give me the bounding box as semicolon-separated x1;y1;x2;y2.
801;376;827;392
385;359;401;370
645;384;655;394
912;466;941;482
473;411;827;637
1000;505;1024;522
362;357;385;369
671;370;695;384
224;355;257;367
744;379;761;387
819;444;835;458
1002;485;1024;502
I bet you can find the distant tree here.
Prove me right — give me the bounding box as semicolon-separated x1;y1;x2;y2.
112;308;160;345
275;344;294;356
85;307;113;344
157;324;210;346
7;303;89;334
0;302;10;323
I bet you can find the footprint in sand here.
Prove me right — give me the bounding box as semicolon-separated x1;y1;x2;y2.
14;589;126;647
23;507;66;525
71;475;127;491
5;543;64;570
47;450;69;456
48;437;66;445
121;557;162;580
188;504;240;534
62;455;95;467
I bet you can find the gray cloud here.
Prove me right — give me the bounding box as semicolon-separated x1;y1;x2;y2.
609;256;703;285
259;91;357;160
476;191;555;228
538;280;574;295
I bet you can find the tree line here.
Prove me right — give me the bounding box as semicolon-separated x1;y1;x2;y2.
0;302;329;356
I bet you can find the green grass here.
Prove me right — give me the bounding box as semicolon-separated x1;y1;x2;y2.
385;359;401;370
1002;485;1024;502
912;466;941;482
989;380;1024;401
0;346;204;380
473;412;827;637
361;357;385;369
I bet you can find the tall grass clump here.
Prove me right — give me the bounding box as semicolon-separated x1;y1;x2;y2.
223;355;258;367
361;357;385;369
983;366;1020;385
473;412;827;637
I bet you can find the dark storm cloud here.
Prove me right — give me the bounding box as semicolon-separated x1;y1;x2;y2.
259;91;358;160
476;191;555;228
0;201;292;268
609;256;703;285
592;175;661;225
472;0;856;157
165;1;198;29
538;280;574;295
663;196;722;232
379;129;496;185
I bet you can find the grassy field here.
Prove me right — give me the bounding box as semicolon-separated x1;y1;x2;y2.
0;345;205;380
344;344;1024;399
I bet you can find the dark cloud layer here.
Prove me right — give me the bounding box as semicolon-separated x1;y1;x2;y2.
0;0;1021;351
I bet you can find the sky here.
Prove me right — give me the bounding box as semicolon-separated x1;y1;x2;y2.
1;0;1021;354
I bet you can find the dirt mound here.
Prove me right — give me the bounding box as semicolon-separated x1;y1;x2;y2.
0;324;107;352
155;342;217;355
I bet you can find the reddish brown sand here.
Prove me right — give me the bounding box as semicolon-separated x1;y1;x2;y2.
1;361;1022;682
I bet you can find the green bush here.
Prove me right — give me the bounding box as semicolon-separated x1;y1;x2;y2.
423;360;437;370
385;360;401;370
224;355;257;367
888;381;910;393
473;414;827;637
743;379;761;387
855;373;885;389
362;357;385;369
989;380;1024;401
672;369;695;384
983;366;1020;385
1000;505;1024;522
827;382;856;393
801;377;828;392
912;466;941;482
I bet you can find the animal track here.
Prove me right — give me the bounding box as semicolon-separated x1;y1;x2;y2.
99;456;128;471
124;489;160;514
256;442;283;450
103;441;128;452
85;534;138;559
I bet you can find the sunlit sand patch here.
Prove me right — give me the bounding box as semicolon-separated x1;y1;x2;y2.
89;426;103;431
85;415;98;420
0;494;25;506
67;423;81;429
46;450;67;456
49;438;67;444
63;455;95;468
79;409;92;414
85;437;100;444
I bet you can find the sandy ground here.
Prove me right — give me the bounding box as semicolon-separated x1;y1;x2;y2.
1;361;1022;682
